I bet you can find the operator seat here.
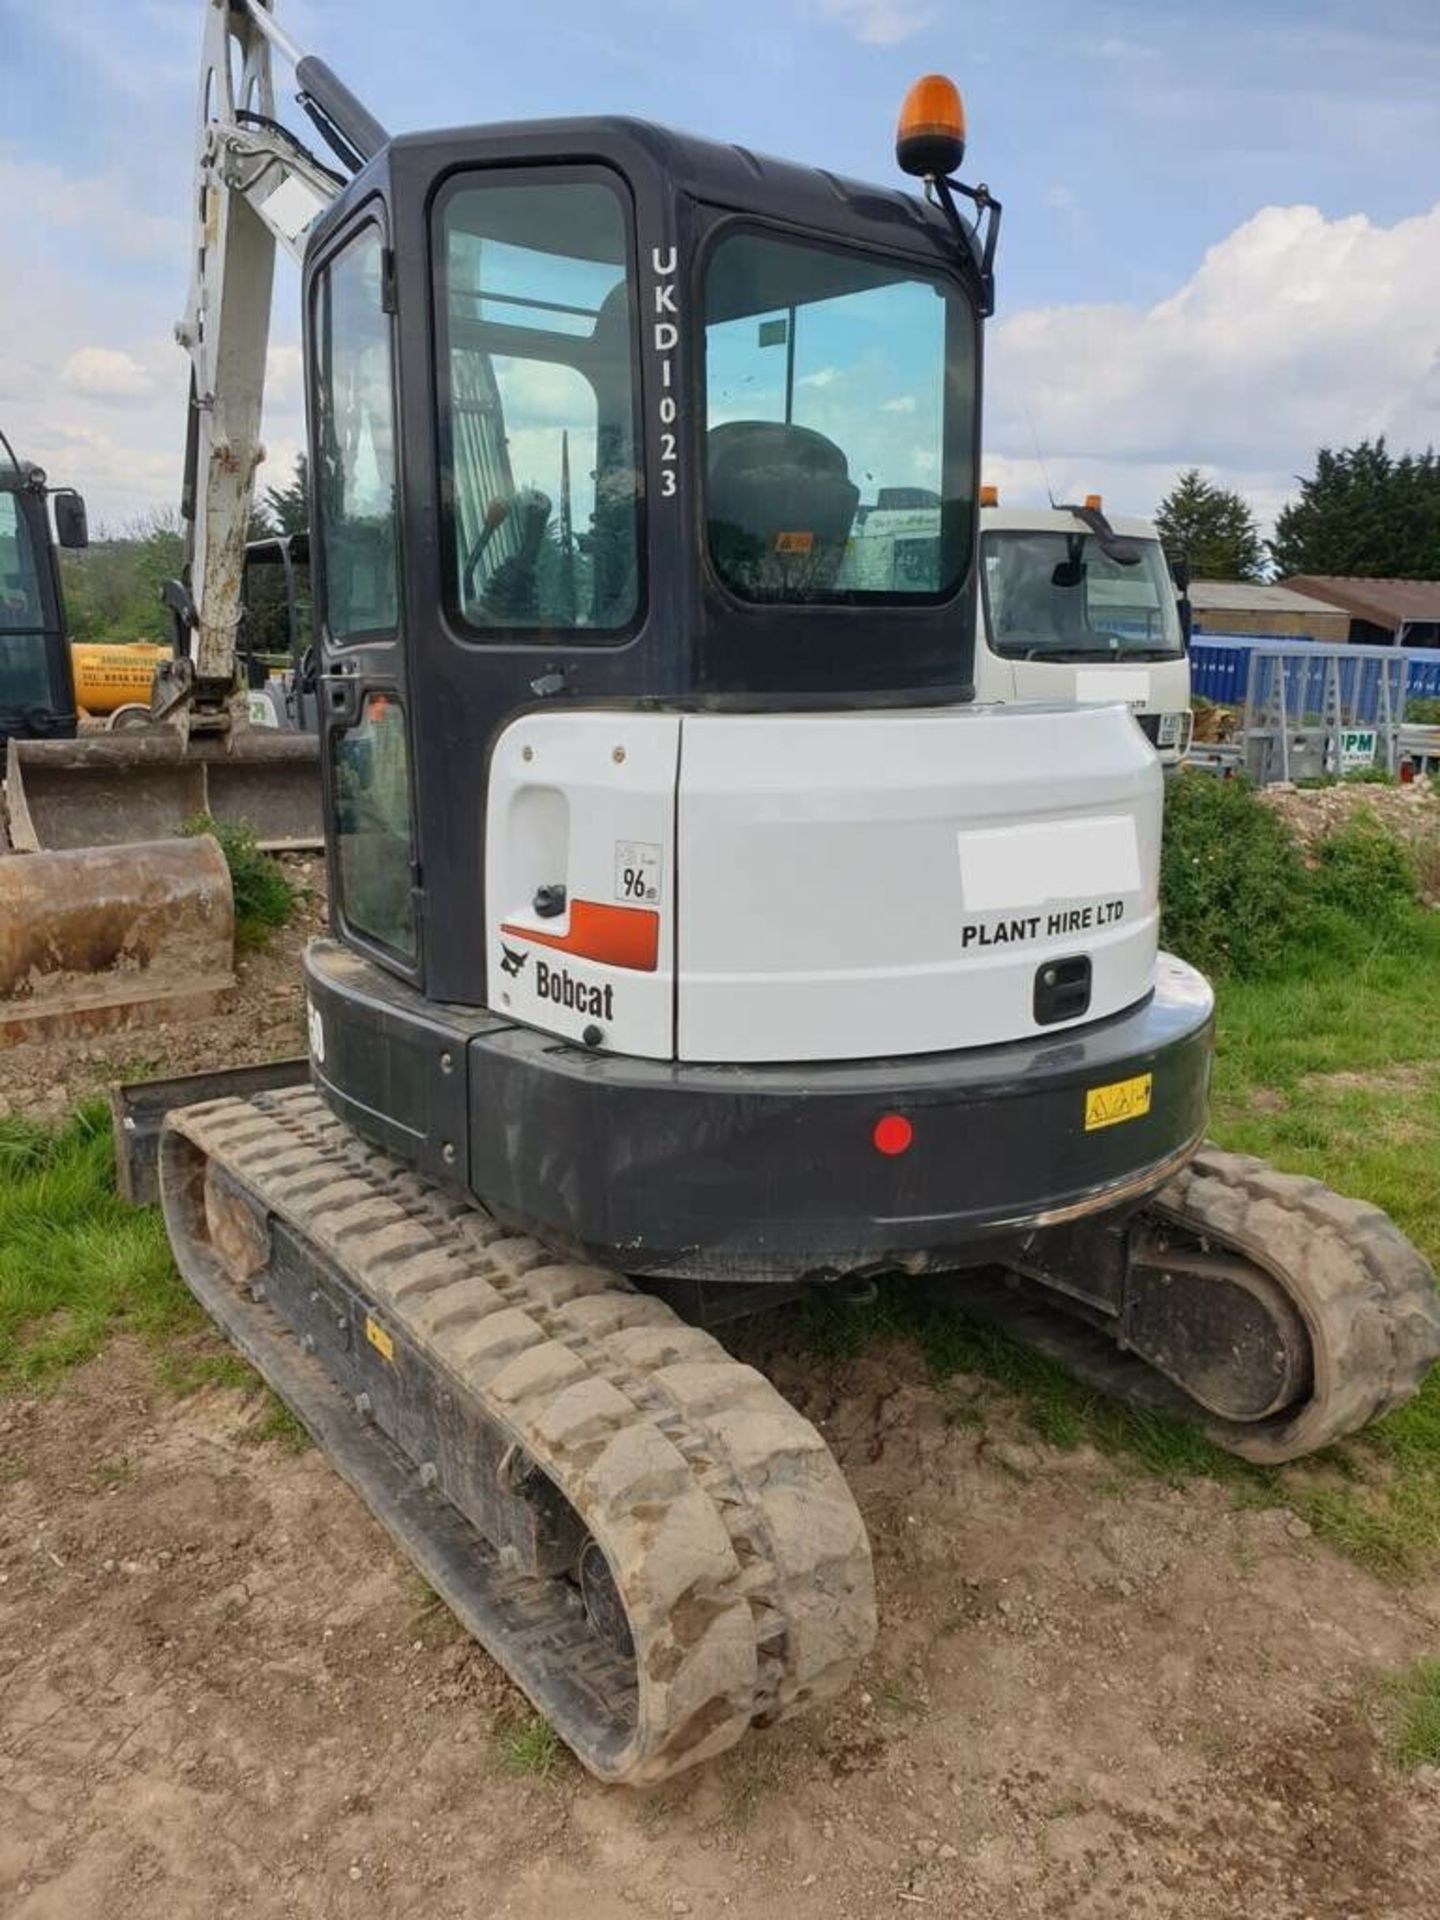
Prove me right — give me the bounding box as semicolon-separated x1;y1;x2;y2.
708;421;860;601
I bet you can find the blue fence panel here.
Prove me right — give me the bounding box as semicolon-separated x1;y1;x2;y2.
1190;635;1440;723
1189;638;1252;707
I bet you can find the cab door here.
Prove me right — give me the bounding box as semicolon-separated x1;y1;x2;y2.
308;206;421;980
0;487;76;741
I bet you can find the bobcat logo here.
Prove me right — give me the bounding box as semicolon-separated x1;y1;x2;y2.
500;943;529;979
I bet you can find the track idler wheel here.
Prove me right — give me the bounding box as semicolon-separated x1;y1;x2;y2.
1138;1147;1440;1462
1122;1244;1313;1424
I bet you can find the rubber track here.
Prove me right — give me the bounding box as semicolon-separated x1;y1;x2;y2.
162;1087;875;1785
1145;1144;1440;1463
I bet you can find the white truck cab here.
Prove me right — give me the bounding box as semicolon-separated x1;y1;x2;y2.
974;498;1192;765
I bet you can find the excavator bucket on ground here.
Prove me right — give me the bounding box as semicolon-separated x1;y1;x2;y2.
4;729;322;853
0;834;235;1041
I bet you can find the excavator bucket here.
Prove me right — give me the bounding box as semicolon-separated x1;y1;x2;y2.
0;835;235;1041
3;729;322;854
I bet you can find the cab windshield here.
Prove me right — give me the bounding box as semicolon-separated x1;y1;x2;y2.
0;491;52;711
704;229;975;605
982;529;1183;661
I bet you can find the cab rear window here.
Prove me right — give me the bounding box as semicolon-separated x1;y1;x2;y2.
704;229;974;605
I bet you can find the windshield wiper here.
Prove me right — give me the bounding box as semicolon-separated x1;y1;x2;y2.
1015;644;1180;664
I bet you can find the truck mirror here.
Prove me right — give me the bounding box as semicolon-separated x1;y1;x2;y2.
1178;596;1193;652
1169;553;1190;593
54;491;90;550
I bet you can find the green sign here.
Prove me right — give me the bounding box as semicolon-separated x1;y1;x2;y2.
1338;728;1378;772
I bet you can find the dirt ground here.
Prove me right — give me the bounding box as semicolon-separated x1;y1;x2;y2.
1261;779;1440;902
4;1331;1440;1920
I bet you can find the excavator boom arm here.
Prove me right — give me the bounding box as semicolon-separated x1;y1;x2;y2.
170;0;381;722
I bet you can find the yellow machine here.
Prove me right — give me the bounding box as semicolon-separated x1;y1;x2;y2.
70;642;171;718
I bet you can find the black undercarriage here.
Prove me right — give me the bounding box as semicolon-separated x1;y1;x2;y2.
291;938;1314;1427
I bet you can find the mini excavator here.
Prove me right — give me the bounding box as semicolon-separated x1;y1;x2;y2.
143;3;1439;1784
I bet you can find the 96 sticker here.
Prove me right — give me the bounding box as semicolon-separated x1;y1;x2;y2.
615;841;662;905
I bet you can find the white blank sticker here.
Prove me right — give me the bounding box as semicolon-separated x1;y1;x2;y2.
1076;668;1150;704
958;814;1141;911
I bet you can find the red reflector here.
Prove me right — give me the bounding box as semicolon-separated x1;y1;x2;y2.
872;1113;913;1157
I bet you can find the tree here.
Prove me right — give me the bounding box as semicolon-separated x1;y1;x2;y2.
260;452;310;538
1268;438;1440;578
59;509;186;644
1153;469;1265;581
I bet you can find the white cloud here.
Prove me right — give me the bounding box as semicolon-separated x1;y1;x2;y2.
882;395;917;413
1091;36;1161;63
494;357;596;426
0;148;305;530
798;366;842;390
0;157;185;263
20;0;193;99
61;347;156;403
265;344;306;410
811;1;937;48
987;199;1440;531
256;434;307;504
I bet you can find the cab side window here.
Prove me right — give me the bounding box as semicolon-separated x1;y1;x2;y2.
313;226;400;641
333;693;417;960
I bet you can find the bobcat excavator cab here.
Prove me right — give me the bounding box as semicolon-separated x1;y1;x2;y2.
151;15;1440;1786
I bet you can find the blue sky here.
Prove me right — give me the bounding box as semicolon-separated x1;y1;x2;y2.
2;0;1438;530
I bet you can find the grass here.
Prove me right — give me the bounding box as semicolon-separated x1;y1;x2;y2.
498;1713;563;1780
719;1748;782;1828
182;813;296;950
1380;1658;1440;1770
0;1103;292;1444
243;1394;311;1452
0;1105;194;1390
409;1574;465;1648
1208;916;1440;1258
1203;905;1440;1575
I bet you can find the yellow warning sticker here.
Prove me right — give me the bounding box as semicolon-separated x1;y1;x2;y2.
365;1315;395;1363
1084;1072;1153;1131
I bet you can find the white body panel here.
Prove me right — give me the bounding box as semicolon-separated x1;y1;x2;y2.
490;706;1161;1068
975;507;1192;763
675;704;1159;1064
486;713;681;1060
